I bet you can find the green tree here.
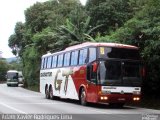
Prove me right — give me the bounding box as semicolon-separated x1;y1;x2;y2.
8;59;23;71
86;0;138;36
0;58;8;81
8;22;25;56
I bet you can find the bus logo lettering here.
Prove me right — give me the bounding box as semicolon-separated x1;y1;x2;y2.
54;69;62;92
40;72;52;77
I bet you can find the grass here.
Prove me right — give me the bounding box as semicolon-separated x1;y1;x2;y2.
26;85;39;92
0;80;6;84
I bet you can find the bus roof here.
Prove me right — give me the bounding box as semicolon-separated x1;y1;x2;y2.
65;42;138;51
42;42;138;57
7;70;18;73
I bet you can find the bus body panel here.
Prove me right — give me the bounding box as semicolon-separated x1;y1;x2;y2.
40;68;79;100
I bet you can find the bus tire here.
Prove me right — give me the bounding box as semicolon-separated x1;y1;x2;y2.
49;86;54;100
45;86;50;99
80;88;87;106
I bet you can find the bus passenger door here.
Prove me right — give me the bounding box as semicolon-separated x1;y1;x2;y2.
86;63;98;103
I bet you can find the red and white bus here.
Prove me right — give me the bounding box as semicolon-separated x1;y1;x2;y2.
40;42;143;107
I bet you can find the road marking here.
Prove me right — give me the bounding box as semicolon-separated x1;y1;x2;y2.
4;102;67;105
0;102;26;114
11;96;42;98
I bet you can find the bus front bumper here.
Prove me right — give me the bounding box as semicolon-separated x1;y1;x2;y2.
97;94;141;104
7;81;18;86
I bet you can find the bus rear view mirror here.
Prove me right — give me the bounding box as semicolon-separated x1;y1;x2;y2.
140;67;146;78
92;62;98;72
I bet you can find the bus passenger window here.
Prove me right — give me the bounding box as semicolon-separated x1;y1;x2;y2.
51;56;57;68
71;51;79;66
45;57;48;69
41;58;44;69
64;52;71;66
47;56;52;69
57;54;63;67
79;49;88;65
89;48;96;62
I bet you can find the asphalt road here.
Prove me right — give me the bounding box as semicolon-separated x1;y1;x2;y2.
0;83;160;120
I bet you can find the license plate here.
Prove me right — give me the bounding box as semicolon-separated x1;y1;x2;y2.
118;98;125;101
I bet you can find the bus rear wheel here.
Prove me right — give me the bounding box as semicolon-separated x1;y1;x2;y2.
45;87;50;99
49;86;54;100
80;88;87;106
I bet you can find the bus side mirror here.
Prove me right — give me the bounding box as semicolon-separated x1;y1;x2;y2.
19;76;22;78
92;62;98;72
140;67;146;78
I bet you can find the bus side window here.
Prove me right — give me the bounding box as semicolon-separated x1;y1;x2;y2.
45;57;48;69
89;48;96;62
71;51;79;66
64;52;71;67
54;55;57;67
52;55;57;68
51;56;54;68
41;58;44;69
43;58;47;69
57;54;64;67
47;56;52;69
84;48;88;63
79;48;88;65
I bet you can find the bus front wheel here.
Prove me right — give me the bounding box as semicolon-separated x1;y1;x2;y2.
80;88;87;106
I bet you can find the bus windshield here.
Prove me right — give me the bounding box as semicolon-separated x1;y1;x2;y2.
7;72;18;79
98;47;140;60
98;60;142;86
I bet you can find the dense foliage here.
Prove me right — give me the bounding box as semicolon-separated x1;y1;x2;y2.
8;0;160;97
0;58;8;81
0;58;21;81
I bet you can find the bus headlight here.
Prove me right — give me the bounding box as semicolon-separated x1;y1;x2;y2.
133;97;140;101
100;96;104;100
100;96;108;100
104;97;108;100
